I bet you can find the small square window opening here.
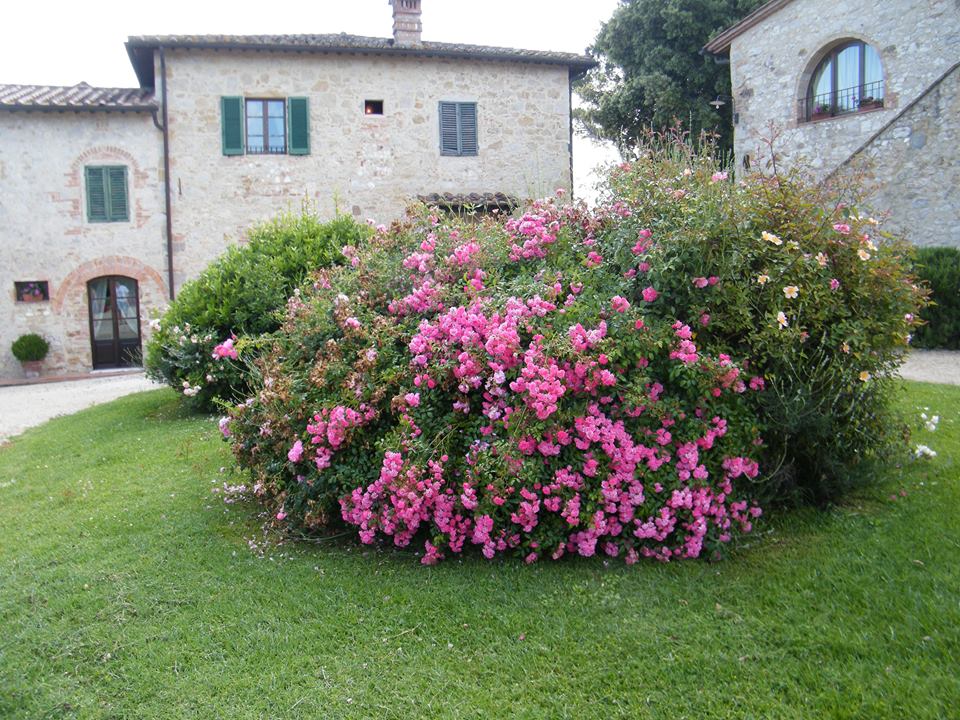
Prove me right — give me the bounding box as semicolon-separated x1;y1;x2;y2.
364;100;384;115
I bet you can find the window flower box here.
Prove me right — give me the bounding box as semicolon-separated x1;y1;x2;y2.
810;104;832;121
15;281;49;302
857;97;884;111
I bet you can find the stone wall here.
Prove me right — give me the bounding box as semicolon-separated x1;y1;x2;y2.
160;49;573;290
0;49;575;380
841;64;960;248
729;0;960;175
0;111;166;379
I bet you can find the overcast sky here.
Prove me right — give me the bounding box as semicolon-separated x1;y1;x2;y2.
0;0;622;201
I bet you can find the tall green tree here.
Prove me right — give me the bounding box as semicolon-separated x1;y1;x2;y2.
576;0;763;153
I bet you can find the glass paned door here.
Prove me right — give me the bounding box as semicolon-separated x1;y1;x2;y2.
88;276;142;368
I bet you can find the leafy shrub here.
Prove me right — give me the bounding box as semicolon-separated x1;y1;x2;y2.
145;208;369;409
11;333;49;362
603;135;924;503
225;204;769;566
222;140;922;563
911;247;960;349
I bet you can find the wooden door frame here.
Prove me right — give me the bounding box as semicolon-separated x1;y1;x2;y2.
87;275;143;369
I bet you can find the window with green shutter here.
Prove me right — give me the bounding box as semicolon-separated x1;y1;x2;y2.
85;166;129;223
220;96;309;156
439;101;478;157
287;97;310;155
221;96;244;155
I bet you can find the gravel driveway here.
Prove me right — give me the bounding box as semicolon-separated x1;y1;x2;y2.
899;350;960;386
0;373;160;443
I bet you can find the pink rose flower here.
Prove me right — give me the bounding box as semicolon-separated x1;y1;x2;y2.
212;337;238;360
287;440;303;463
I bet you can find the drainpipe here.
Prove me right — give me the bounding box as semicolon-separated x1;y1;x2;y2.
568;71;575;201
159;47;175;300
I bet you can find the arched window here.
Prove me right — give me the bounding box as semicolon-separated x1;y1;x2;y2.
805;41;884;120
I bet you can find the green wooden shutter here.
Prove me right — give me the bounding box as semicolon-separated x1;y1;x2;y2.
85;167;108;222
459;103;478;156
287;97;310;155
439;102;460;155
107;166;129;221
221;96;244;155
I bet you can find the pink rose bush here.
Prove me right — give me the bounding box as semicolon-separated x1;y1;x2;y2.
226;189;770;565
224;138;924;562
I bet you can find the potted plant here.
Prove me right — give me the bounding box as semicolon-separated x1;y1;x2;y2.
811;103;832;120
18;282;46;302
858;96;883;111
11;333;49;378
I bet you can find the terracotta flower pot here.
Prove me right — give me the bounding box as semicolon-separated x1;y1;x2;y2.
21;360;42;378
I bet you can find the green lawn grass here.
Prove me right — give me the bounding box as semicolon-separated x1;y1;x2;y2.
1;383;958;719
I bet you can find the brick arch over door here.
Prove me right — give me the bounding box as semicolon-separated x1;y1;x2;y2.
53;256;167;313
52;256;168;369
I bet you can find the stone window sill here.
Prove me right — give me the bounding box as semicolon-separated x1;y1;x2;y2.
802;105;887;125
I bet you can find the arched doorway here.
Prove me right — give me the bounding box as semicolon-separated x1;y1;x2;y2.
87;276;142;368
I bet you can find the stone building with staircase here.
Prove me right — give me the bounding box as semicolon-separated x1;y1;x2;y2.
0;0;592;380
703;0;959;247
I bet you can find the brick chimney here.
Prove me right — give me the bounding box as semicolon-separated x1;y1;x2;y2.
390;0;422;46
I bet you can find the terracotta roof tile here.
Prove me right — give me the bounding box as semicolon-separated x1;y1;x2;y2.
702;0;796;55
417;192;519;210
126;33;594;87
0;82;155;111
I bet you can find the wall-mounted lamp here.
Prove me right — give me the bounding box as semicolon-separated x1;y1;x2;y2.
709;95;733;110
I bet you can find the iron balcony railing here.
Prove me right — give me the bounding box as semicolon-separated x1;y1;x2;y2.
246;144;288;155
799;79;884;122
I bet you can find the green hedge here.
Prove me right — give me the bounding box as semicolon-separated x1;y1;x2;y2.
145;208;370;409
912;247;960;350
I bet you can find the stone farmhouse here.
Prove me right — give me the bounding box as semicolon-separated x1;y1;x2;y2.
704;0;959;248
0;0;592;380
